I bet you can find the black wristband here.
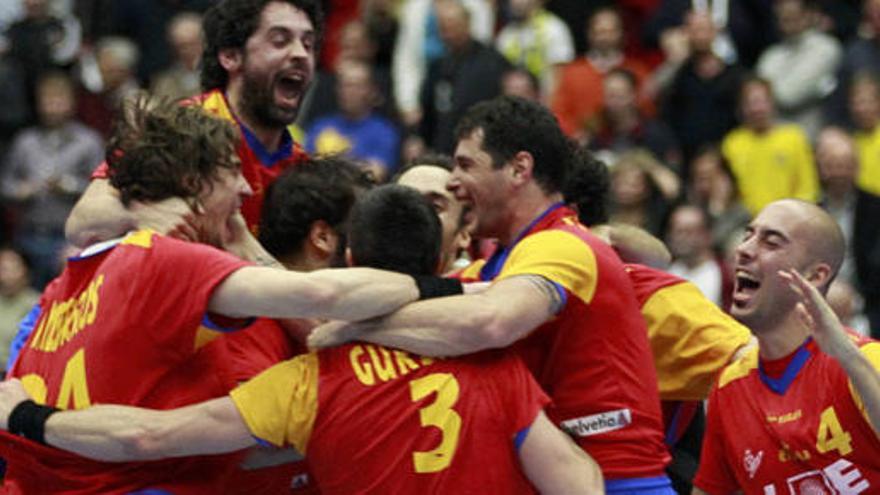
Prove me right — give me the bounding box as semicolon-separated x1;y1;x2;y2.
413;276;464;300
8;400;60;445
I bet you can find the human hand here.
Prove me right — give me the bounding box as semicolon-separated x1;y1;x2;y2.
0;378;32;430
779;269;857;360
307;320;361;350
130;197;198;241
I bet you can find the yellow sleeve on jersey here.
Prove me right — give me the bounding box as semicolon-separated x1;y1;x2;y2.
718;346;759;390
847;342;880;423
230;352;319;452
643;282;753;400
496;230;597;304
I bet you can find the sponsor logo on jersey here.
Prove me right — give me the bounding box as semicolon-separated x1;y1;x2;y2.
560;409;632;437
743;449;764;479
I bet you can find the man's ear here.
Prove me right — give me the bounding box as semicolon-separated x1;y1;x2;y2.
308;220;338;259
218;48;243;74
509;151;534;185
806;262;834;291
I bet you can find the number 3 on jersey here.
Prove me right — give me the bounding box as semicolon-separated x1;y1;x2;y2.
815;406;853;456
409;373;462;473
20;348;92;409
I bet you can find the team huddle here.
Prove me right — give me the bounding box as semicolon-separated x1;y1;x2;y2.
0;1;878;494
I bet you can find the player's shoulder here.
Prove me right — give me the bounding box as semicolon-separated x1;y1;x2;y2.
717;344;760;390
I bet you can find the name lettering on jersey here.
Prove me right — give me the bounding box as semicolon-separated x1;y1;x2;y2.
350;345;434;386
560;408;632;437
743;449;764;479
767;409;803;425
778;441;811;462
762;459;869;494
30;275;105;352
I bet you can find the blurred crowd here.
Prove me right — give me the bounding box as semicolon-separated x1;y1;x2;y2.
0;0;879;345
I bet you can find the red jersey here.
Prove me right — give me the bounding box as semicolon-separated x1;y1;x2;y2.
3;230;251;494
458;204;669;479
626;264;751;446
223;318;318;495
231;345;549;494
694;336;880;494
91;89;308;231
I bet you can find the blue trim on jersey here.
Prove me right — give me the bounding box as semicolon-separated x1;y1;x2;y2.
7;303;40;370
513;425;531;451
240;123;294;167
253;435;273;448
479;202;566;281
758;338;812;395
201;313;255;333
68;236;124;261
605;475;675;494
127;490;173;495
664;402;682;447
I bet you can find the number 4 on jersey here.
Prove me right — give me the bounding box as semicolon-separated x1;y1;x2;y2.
815;406;853;457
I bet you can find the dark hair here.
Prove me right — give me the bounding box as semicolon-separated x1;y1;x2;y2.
200;0;324;91
455;96;570;193
107;95;239;206
259;155;373;259
348;184;442;276
563;144;610;226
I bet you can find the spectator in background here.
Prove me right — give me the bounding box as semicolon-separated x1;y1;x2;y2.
418;0;509;153
392;0;494;128
662;10;743;170
850;71;880;197
1;71;103;287
150;12;202;100
756;0;841;140
495;0;574;98
587;67;682;173
826;279;872;336
300;19;395;128
362;0;398;70
813;127;880;338
666;204;732;308
6;0;81;117
551;7;651;140
643;0;776;68
76;36;141;138
722;77;818;217
825;0;880;127
0;247;38;375
306;60;401;182
685;145;750;259
107;0;212;84
500;66;541;101
609;149;679;236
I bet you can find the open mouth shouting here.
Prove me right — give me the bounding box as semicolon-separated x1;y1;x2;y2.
274;70;308;109
732;270;761;311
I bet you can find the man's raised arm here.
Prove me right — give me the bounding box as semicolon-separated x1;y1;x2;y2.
66;179;198;247
208;265;443;322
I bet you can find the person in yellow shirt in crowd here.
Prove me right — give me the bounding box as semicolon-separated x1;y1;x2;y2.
721;77;818;216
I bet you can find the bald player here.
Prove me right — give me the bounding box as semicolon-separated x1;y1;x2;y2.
693;199;880;494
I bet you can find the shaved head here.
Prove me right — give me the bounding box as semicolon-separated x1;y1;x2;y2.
770;199;845;292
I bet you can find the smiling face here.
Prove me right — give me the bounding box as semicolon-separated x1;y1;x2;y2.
397;165;470;273
195;165;253;247
235;2;316;129
449;129;512;240
731;201;817;331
